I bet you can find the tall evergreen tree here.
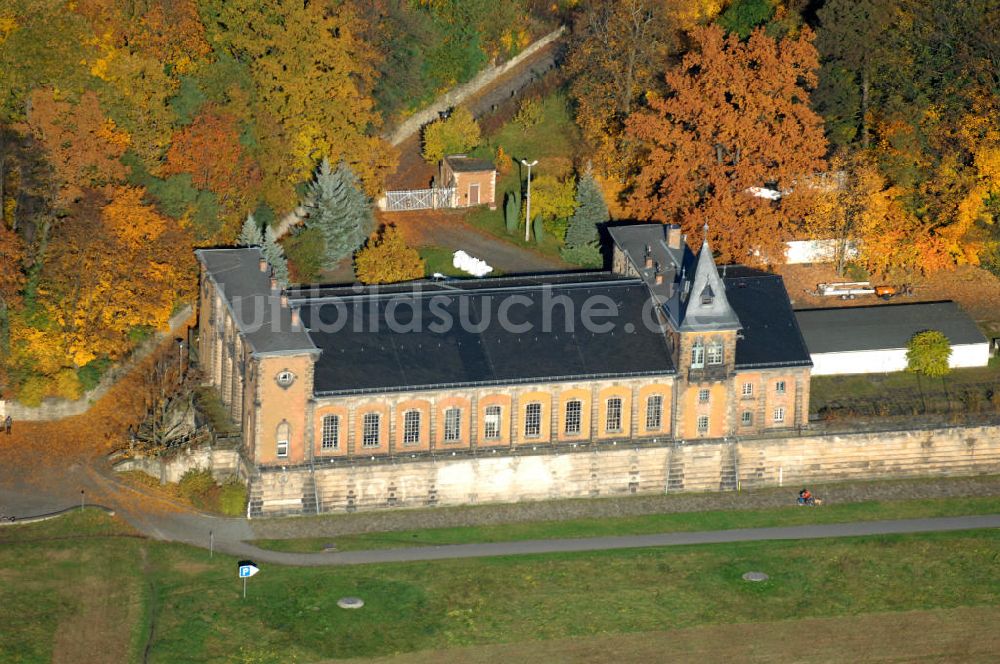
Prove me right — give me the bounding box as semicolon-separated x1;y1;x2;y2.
237;213;263;246
262;225;289;285
304;157;374;268
564;170;609;249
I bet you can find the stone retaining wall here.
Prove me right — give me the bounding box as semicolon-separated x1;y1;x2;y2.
386;26;566;147
249;424;1000;517
115;445;248;484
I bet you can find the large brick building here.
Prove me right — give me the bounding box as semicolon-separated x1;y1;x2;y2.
195;224;811;472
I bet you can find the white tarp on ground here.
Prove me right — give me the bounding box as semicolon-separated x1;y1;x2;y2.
452;250;493;277
785;239;860;264
810;343;991;376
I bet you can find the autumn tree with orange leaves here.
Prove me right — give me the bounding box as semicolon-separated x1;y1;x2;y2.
162;105;262;217
625;25;828;264
25;89;130;205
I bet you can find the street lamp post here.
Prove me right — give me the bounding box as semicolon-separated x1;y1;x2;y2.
520;159;538;242
176;338;185;384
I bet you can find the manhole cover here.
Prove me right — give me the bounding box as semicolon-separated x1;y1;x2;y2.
337;597;365;609
742;572;769;582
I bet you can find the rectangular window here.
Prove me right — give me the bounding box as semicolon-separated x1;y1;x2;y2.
776;380;787;395
742;382;753;397
606;397;623;433
483;406;501;440
276;440;288;457
321;415;339;450
362;413;380;447
698;388;710;403
697;415;709;434
707;342;723;365
646;395;663;431
524;403;542;438
773;407;785;423
690;341;705;368
403;411;421;445
741;411;753;426
564;400;582;435
444;408;461;442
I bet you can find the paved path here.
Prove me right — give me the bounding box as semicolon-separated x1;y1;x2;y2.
126;512;1000;567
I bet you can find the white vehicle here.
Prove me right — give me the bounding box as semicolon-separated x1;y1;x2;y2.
816;281;876;299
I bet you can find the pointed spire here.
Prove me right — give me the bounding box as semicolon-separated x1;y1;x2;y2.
678;230;741;331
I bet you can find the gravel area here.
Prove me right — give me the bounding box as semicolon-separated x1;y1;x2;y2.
250;474;1000;540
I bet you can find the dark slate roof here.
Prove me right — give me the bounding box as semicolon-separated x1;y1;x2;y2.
444;155;495;173
722;267;813;369
195;248;317;356
298;276;676;395
608;224;809;369
795;301;988;354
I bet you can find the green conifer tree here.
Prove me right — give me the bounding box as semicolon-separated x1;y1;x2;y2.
304;157;374;268
564;170;609;249
237;213;263;246
262;225;289;285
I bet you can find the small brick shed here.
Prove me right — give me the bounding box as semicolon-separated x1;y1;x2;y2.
438;155;497;210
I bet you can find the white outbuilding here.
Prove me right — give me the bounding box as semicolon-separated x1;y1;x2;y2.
795;301;990;376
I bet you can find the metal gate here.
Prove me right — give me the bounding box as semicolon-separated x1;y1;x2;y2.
384;187;455;212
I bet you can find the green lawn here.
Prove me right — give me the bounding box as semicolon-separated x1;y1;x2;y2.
464;91;583;262
419;246;465;277
252;493;1000;553
809;358;1000;418
2;510;1000;663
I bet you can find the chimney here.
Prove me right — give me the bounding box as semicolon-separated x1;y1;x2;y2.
258;257;267;272
269;277;278;292
654;262;664;285
291;308;301;328
280;291;288;307
667;225;682;249
643;244;653;269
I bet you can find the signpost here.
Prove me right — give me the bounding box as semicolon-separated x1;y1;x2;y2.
238;560;259;599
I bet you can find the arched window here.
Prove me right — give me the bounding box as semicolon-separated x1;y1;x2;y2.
707;340;723;365
403;410;421;445
691;339;705;368
321;415;339;450
276;421;290;458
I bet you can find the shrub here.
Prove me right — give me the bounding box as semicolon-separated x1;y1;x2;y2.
17;375;50;406
179;468;216;502
283;227;325;283
78;357;112;392
355;224;425;284
422;107;481;163
514;97;543;129
843;262;870;282
53;368;82;400
219;479;247;517
560;243;604;268
504;190;521;234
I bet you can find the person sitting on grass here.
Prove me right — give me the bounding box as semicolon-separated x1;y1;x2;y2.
798;488;813;505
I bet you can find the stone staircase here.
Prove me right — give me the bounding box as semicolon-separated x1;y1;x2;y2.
719;442;739;491
301;472;319;515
